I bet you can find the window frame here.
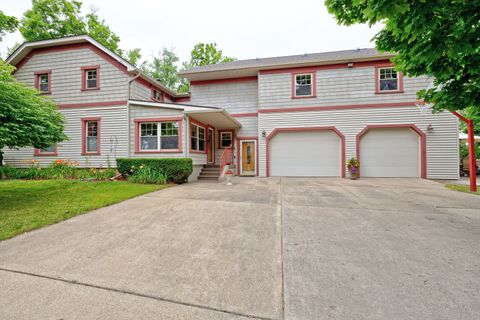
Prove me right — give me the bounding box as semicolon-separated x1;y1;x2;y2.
151;89;163;102
34;70;52;94
81;65;100;91
219;130;234;149
190;120;207;154
375;66;404;94
292;71;316;99
34;145;57;156
134;117;183;154
81;117;101;155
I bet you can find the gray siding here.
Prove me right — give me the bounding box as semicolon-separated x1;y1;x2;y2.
189;81;258;113
236;116;258;137
3;105;128;168
258;106;458;179
259;67;431;109
14;48;129;105
130;81;152;101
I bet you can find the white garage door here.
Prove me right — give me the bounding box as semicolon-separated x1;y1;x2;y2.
360;128;420;177
269;130;341;176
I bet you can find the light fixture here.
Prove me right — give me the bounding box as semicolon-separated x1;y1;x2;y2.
427;124;434;132
347;62;354;68
262;130;266;138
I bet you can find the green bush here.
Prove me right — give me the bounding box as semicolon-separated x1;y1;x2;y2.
116;158;192;184
127;166;167;184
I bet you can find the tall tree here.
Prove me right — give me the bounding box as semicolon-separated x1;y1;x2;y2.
147;48;181;90
0;10;18;41
85;9;122;55
178;43;236;93
124;48;147;69
0;60;67;164
325;0;480;114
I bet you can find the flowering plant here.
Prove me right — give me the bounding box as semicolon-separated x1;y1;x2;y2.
346;157;360;175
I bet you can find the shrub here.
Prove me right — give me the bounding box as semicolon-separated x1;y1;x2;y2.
127;166;167;184
117;158;192;184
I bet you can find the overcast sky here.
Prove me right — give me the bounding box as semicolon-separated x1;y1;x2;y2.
0;0;383;63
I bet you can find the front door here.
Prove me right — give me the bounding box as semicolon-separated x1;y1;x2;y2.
241;141;256;175
207;128;214;163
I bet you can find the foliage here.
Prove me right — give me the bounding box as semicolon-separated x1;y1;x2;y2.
147;48;181;90
178;43;236;93
19;0;123;55
346;157;359;175
0;179;166;240
445;184;480;196
460;142;480;161
0;10;18;41
459;106;480;135
127;165;167;184
0;60;67;162
116;158;193;184
124;48;147;69
325;0;480;113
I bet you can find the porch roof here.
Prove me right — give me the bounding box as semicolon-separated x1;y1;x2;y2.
184;109;242;129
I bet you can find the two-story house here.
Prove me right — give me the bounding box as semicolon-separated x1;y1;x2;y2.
3;35;459;180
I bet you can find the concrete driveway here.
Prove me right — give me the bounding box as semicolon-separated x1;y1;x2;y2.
0;178;479;319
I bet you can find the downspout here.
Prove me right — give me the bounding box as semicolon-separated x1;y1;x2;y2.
127;71;142;158
453;112;477;192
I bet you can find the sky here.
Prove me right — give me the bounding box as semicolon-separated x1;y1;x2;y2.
0;0;383;64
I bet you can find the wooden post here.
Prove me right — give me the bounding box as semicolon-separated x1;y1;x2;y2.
467;119;477;192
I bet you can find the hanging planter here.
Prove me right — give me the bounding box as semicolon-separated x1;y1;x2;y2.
346;157;360;180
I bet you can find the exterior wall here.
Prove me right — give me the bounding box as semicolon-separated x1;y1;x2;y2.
3;105;128;168
236;116;258;137
258;67;431;109
14;47;129;105
189;80;258;114
258;106;459;179
130;81;152;101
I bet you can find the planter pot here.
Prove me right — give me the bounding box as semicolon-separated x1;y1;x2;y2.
225;174;233;185
349;171;359;180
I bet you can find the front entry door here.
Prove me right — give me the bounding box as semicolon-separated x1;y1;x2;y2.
207;128;214;163
241;141;256;175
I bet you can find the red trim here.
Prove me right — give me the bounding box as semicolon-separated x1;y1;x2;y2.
190;76;257;86
231;112;258;117
259;59;393;75
81;65;100;91
237;136;259;176
219;129;234;149
189;118;208;154
375;65;404;94
134;77;174;102
81;117;101;156
34;70;52;94
292;71;317;99
452;112;477;192
258;101;418;114
34;146;57;157
58;100;127;109
151;88;164;102
356;124;427;179
134;117;183;154
207;126;215;164
175;97;191;103
265;126;346;178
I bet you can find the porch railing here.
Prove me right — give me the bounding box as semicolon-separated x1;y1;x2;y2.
219;147;234;176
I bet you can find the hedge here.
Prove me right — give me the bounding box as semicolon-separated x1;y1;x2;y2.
116;158;193;184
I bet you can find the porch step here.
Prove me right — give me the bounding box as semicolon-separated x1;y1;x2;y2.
197;164;220;181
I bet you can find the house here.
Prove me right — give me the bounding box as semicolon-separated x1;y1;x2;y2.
3;35;459;180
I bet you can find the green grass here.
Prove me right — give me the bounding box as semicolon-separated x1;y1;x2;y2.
445;184;480;195
0;180;167;241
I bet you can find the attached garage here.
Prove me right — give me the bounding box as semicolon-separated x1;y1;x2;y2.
267;128;344;177
357;126;426;178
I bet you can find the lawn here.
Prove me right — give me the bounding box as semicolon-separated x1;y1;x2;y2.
0;180;167;241
445;184;480;195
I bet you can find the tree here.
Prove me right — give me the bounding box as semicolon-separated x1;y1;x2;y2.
147;48;181;90
0;60;67;164
0;10;18;41
325;0;480;114
124;48;147;69
179;43;236;93
85;9;122;55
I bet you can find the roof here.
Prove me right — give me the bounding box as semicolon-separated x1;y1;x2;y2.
179;48;394;81
6;35;187;99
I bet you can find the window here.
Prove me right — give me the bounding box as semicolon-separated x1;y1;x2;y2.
294;73;313;97
81;66;100;90
191;124;206;152
152;89;163;102
34;145;57;156
34;70;51;94
139;121;179;151
82;118;100;155
220;131;233;148
378;67;400;92
41;145;56;153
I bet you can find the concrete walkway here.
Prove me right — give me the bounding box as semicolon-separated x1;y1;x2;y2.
0;178;479;319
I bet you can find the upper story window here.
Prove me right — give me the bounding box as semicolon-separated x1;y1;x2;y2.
139;121;179;151
82;118;100;155
293;73;315;98
377;67;403;93
81;66;100;90
191;123;206;152
152;89;163;102
34;70;51;94
220;131;233;148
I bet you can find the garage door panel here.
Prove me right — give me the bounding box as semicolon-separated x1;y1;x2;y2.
269;131;341;177
360;128;420;177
